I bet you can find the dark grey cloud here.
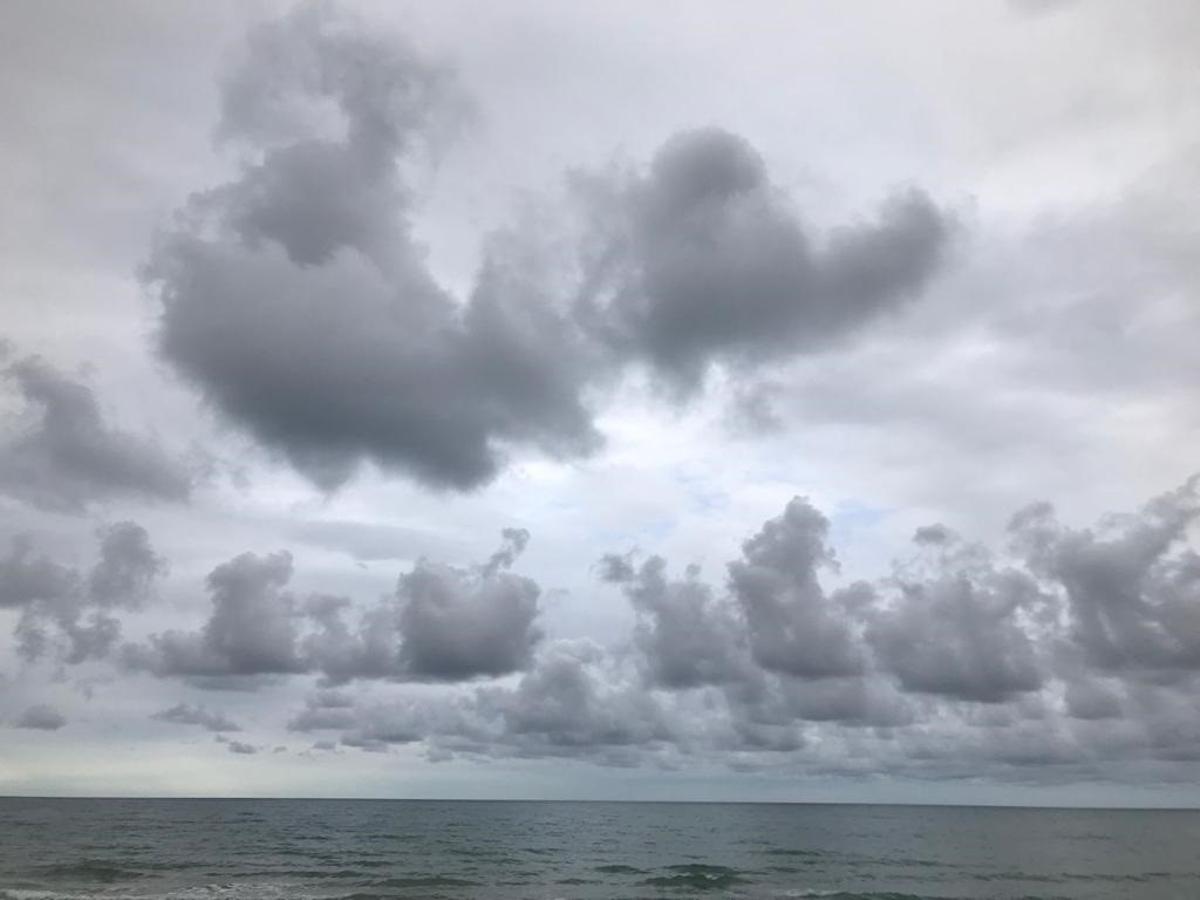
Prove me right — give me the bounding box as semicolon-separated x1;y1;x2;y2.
1010;476;1200;680
0;536;77;613
866;530;1049;703
574;129;951;392
728;498;867;679
89;522;166;609
396;554;541;680
152;702;241;733
123;528;542;687
216;735;258;755
4;437;1188;782
305;529;543;683
719;668;913;747
0;355;190;511
128;550;305;681
144;6;952;494
221;477;1198;780
301;594;401;685
146;3;600;492
601;554;744;689
1;523;163;664
478;640;671;760
336;696;487;753
1063;678;1124;721
16;704;66;731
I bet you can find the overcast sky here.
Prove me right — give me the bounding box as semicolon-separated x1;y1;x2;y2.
2;0;1199;806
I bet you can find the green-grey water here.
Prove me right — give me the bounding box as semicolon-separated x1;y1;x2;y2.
2;798;1199;899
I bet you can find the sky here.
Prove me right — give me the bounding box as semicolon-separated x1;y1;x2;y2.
1;0;1199;806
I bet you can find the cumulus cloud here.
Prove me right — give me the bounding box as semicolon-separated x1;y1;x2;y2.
144;5;952;493
866;529;1049;703
128;550;305;681
16;704;66;731
0;523;163;664
1010;476;1200;680
0;355;190;511
152;703;241;733
143;475;1188;780
601;554;744;689
89;522;167;609
575;129;951;392
395;554;541;680
305;529;542;683
728;498;868;679
477;640;670;760
216;735;259;755
124;528;543;687
9;463;1191;781
146;3;599;492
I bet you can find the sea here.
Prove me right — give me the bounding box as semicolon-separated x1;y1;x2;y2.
1;798;1199;900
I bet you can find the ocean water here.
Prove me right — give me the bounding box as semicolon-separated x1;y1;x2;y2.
1;799;1199;900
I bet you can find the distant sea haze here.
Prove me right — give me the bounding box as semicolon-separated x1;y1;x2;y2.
2;799;1199;899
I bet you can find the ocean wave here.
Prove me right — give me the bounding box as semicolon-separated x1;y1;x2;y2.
639;862;747;890
30;861;147;884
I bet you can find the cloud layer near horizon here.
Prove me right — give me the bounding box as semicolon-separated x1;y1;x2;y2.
4;475;1199;781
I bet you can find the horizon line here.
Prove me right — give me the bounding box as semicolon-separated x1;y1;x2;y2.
2;795;1198;812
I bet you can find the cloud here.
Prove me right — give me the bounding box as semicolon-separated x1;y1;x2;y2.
573;129;951;392
728;498;868;679
146;3;600;492
144;6;952;494
89;522;167;608
396;553;541;680
0;355;190;511
128;550;305;681
152;702;241;733
3;474;1195;784
1010;475;1200;680
197;476;1195;780
305;529;543;683
216;735;258;755
1;523;163;664
865;528;1049;703
16;704;66;731
123;528;543;687
474;640;672;761
287;689;357;732
601;554;744;689
0;536;77;613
